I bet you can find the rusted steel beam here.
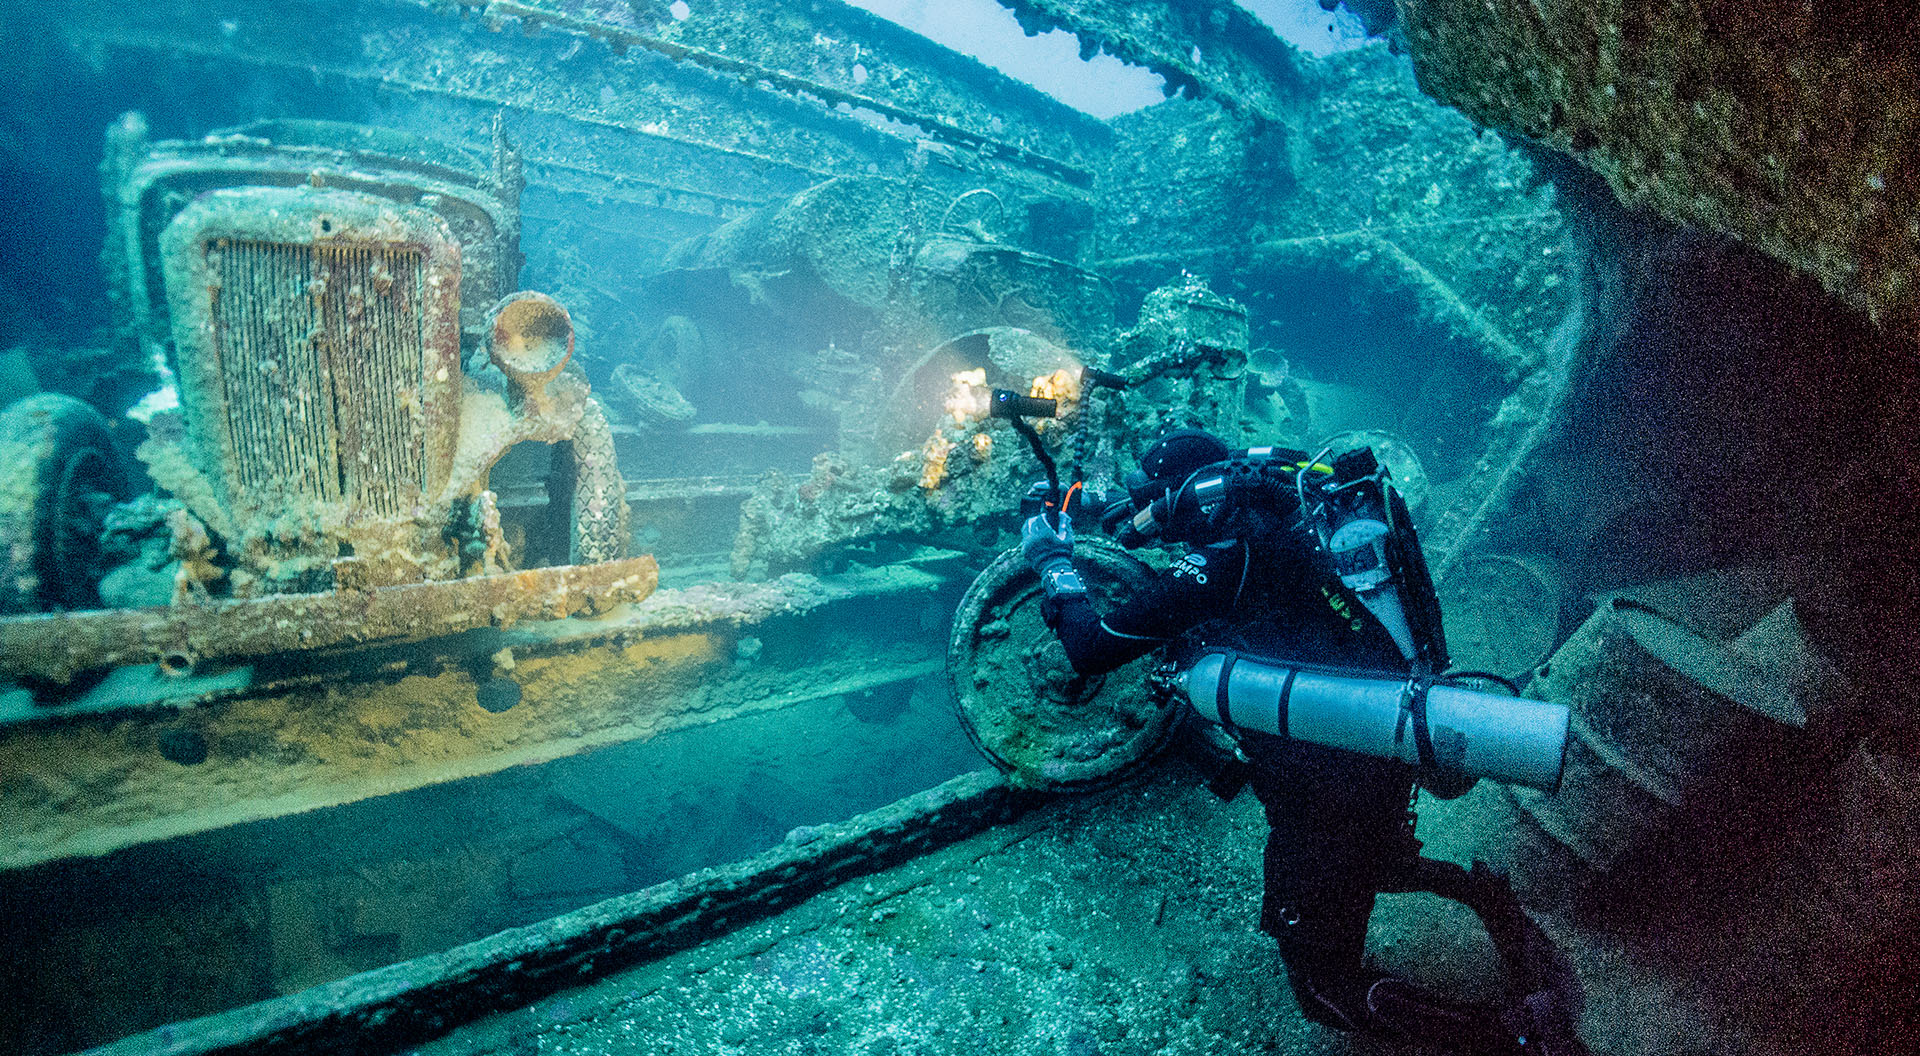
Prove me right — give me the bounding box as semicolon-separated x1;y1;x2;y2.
0;557;659;685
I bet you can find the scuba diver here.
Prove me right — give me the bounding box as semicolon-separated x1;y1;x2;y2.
1019;427;1584;1055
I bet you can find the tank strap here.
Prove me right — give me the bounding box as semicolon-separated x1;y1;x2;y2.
1274;664;1297;740
1407;677;1438;770
1215;650;1242;738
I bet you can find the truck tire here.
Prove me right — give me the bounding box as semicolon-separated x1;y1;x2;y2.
0;394;122;613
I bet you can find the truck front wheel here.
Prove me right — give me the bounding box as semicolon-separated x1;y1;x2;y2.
0;394;123;613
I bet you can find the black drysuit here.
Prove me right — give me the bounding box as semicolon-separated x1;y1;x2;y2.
1045;528;1540;1049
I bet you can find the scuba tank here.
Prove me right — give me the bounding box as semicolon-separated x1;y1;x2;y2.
1166;649;1569;792
1106;442;1567;792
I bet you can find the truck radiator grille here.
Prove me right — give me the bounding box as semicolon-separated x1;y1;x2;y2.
211;240;425;517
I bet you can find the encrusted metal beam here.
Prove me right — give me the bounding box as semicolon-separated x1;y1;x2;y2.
0;557;660;687
992;0;1313;123
461;1;1095;186
63;2;828;206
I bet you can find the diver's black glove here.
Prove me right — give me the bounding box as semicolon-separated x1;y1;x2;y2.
1021;513;1085;621
1021;511;1074;573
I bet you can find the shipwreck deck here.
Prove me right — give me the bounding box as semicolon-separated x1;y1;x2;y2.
85;755;1843;1056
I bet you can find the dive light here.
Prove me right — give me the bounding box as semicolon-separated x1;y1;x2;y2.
989;389;1056;420
989;389;1067;528
1167;649;1569;792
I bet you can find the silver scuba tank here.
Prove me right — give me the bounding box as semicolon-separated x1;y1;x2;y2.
1168;649;1569;792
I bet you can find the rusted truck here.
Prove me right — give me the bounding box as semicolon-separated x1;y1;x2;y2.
1;117;653;682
